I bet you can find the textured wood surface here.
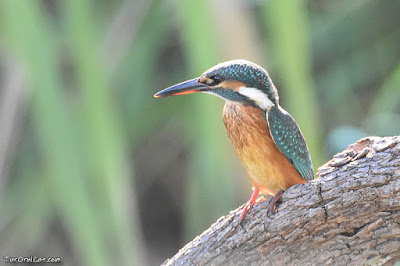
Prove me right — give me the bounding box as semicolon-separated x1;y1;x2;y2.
163;136;400;266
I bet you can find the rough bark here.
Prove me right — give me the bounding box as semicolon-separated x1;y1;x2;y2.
163;136;400;266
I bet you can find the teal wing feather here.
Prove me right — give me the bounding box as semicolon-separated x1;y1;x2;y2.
266;106;314;181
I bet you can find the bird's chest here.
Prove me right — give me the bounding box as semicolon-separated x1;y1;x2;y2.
223;103;302;195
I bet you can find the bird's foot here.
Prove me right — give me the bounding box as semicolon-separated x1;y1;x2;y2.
239;188;261;226
239;202;253;226
267;190;285;216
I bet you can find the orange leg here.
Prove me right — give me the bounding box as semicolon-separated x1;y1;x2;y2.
267;189;285;215
239;187;260;224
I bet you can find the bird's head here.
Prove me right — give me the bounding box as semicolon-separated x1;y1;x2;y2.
154;60;279;110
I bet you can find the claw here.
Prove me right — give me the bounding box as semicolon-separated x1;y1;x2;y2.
267;190;285;215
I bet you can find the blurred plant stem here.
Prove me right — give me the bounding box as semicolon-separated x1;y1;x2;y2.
1;1;109;265
62;0;143;264
0;58;26;191
263;0;324;168
115;0;174;145
176;0;237;240
1;0;143;265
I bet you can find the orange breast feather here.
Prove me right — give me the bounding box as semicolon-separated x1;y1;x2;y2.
223;103;306;195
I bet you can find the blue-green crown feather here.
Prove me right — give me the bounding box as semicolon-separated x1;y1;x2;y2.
201;60;279;105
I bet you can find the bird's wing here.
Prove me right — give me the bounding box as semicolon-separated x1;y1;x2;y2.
266;106;314;181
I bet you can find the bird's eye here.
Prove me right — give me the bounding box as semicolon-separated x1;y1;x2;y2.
209;75;223;85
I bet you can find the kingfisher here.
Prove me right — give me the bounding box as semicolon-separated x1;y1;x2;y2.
154;60;314;223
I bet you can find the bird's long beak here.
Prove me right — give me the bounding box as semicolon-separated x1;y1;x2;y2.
154;78;209;98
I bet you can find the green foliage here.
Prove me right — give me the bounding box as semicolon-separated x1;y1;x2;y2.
1;0;141;265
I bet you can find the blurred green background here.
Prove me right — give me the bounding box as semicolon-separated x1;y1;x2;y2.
0;0;399;265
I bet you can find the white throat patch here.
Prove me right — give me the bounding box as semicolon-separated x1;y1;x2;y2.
238;87;274;110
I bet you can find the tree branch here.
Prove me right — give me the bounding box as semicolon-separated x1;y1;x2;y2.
163;136;400;266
